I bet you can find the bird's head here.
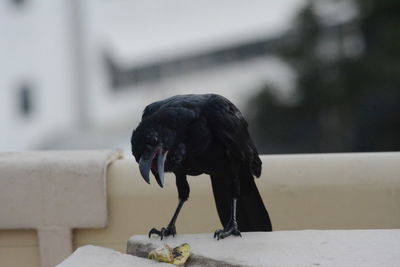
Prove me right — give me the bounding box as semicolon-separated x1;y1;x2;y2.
131;122;176;188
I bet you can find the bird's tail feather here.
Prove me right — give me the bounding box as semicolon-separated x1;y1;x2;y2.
210;175;272;232
237;178;272;232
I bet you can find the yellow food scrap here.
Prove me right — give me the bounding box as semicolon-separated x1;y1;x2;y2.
172;243;191;266
148;244;173;263
148;243;191;266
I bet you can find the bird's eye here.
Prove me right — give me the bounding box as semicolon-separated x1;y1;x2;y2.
149;135;158;145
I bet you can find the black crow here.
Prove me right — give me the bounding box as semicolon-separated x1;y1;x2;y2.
131;94;272;240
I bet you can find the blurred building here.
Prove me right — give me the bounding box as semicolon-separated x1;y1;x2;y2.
0;1;78;151
0;0;304;152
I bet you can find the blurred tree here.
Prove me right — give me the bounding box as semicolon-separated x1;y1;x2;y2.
248;0;400;154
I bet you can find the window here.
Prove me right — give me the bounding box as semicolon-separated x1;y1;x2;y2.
18;84;33;117
11;0;26;7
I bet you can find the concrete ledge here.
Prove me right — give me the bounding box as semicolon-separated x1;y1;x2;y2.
57;245;171;267
2;152;400;267
74;152;400;252
0;150;123;267
128;230;400;267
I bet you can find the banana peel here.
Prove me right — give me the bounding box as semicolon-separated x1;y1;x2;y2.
171;243;190;266
148;243;190;266
148;244;173;263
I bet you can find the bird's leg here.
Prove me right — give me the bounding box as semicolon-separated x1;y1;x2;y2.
149;199;185;239
214;175;241;240
214;198;241;240
149;174;189;239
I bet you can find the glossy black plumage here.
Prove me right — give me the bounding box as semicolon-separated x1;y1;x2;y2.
131;94;272;238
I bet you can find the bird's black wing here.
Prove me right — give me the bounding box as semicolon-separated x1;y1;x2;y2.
203;95;271;231
202;95;261;176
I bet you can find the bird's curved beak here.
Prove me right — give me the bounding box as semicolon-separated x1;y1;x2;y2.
139;154;152;185
152;151;168;188
139;148;168;188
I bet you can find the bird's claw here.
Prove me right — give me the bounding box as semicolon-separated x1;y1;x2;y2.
148;225;176;240
148;228;161;238
213;225;241;240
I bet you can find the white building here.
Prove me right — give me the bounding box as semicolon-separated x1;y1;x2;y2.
0;1;78;151
0;0;303;152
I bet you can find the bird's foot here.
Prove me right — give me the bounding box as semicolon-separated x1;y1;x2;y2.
213;222;241;240
148;224;176;240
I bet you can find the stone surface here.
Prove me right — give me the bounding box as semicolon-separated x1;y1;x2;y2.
57;245;171;267
128;230;400;267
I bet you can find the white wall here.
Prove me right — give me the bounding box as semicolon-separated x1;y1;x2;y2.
0;0;76;151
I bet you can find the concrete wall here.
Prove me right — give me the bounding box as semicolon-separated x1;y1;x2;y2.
1;152;400;267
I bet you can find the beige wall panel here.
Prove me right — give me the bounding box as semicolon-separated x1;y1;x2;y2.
0;230;39;267
75;153;400;252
